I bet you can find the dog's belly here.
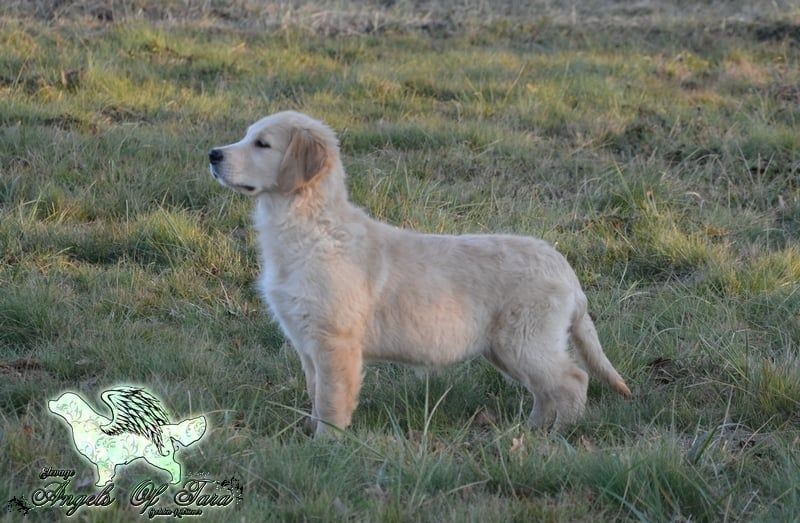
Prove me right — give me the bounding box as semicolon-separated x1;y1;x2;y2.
364;291;489;367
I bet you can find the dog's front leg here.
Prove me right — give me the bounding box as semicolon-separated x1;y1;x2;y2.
298;352;318;434
312;336;364;437
95;462;115;487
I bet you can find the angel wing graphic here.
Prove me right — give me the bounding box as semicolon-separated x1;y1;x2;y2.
99;387;172;456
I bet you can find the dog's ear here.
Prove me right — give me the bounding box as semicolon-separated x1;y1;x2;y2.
277;127;330;193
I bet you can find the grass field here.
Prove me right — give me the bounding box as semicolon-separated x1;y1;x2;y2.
1;1;799;521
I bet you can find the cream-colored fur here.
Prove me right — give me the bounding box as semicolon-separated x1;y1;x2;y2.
209;111;631;436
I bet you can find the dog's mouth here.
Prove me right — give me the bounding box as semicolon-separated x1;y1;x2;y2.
209;164;223;182
209;165;257;193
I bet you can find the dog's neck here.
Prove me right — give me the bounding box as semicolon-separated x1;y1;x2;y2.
253;162;354;241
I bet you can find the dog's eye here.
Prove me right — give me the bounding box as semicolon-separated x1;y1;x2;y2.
255;139;271;149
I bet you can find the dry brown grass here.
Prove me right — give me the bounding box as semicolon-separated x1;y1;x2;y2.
2;0;794;34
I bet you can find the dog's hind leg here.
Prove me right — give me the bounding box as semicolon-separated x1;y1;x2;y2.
486;300;588;430
152;457;181;484
486;339;587;429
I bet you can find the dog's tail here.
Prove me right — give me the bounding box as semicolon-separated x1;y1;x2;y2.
163;416;207;448
570;293;631;398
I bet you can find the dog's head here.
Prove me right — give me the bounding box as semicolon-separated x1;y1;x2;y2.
49;392;85;423
208;111;339;196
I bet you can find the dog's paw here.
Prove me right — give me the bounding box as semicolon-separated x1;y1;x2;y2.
302;417;317;435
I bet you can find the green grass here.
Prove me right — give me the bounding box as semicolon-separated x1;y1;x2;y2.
1;1;799;521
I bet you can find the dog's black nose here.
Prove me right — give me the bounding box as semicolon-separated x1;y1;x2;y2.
209;149;224;165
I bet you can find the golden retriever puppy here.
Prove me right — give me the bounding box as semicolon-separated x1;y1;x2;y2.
209;111;631;436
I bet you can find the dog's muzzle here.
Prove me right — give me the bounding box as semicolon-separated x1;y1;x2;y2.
209;148;224;164
208;149;224;181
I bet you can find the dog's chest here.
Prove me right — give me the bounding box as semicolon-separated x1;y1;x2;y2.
257;253;326;349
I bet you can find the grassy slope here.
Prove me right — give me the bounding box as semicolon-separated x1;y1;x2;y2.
1;2;799;521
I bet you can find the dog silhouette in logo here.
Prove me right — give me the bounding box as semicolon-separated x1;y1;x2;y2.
48;387;206;486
